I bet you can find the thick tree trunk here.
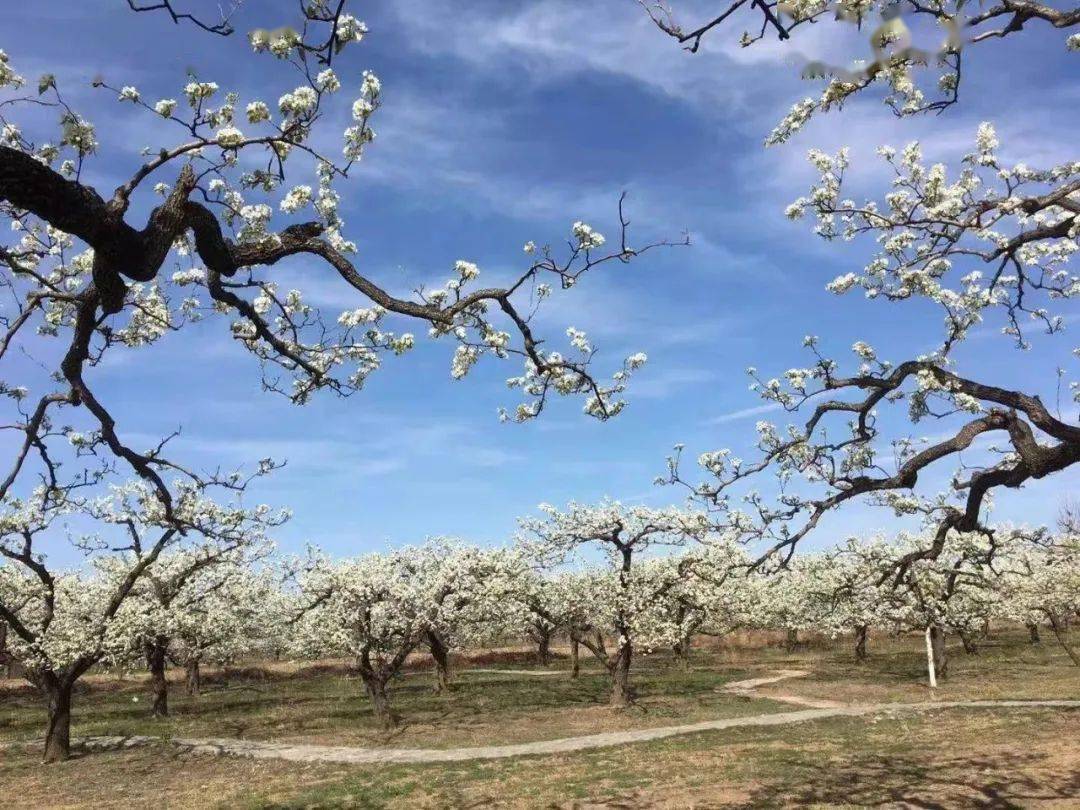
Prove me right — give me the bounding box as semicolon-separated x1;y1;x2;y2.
959;631;977;655
185;659;201;696
427;632;451;693
854;624;868;662
147;640;169;717
1048;613;1080;667
785;628;799;651
1027;623;1041;644
536;631;552;667
42;679;73;763
363;676;396;728
930;625;948;680
570;637;580;679
609;640;633;707
672;638;692;669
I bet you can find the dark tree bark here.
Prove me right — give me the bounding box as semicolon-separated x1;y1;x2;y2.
1048;613;1080;667
354;643;414;729
672;638;691;669
785;628;799;651
42;677;74;763
609;641;633;707
1;518;175;763
960;631;978;655
362;675;396;728
426;631;451;693
536;630;552;667
570;636;580;679
146;638;169;717
854;624;869;661
0;142;651;516
574;628;635;704
672;638;685;663
1028;622;1042;644
930;625;949;680
185;658;201;696
608;543;637;707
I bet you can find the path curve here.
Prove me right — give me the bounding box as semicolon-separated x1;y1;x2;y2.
722;669;844;709
448;668;566;677
65;665;1080;765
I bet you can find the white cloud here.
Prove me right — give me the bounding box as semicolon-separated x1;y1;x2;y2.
631;367;717;398
707;401;783;423
387;0;796;116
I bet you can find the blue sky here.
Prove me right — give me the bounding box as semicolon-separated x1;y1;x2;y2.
5;1;1077;561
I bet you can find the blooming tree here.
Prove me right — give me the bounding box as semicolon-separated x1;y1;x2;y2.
517;500;715;705
0;7;671;527
651;541;752;665
113;539;277;715
0;562;147;747
505;567;602;675
170;566;286;695
667;124;1078;577
823;529;1045;680
505;564;567;667
401;540;521;692
740;562;820;649
0;2;678;760
0;475;283;761
291;553;417;727
291;546;497;727
642;0;1080;142
807;540;896;660
994;532;1080;666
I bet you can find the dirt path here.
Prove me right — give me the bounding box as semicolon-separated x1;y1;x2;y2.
722;669;844;709
63;670;1080;765
439;668;566;677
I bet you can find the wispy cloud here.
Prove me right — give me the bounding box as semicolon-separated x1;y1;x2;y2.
631;367;717;399
387;0;770;111
707;402;783;424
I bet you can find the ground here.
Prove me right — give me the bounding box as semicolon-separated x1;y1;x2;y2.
1;628;1078;808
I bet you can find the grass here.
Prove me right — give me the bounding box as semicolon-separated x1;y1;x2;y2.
1;626;1078;808
718;625;1080;705
2;706;1076;808
247;707;1080;809
1;653;787;749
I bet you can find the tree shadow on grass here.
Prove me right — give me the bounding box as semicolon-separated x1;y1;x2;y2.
740;750;1080;808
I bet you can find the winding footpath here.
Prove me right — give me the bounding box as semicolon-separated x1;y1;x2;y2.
65;669;1080;765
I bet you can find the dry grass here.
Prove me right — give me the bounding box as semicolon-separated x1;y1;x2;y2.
1;626;1077;808
1;655;787;750
3;706;1075;808
0;744;348;810
732;626;1080;705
